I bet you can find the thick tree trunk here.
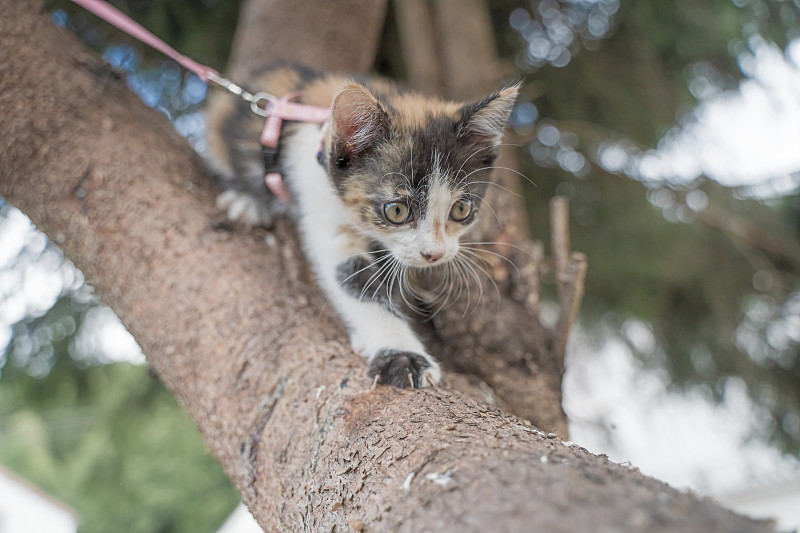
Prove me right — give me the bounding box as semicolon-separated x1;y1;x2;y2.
0;1;774;532
227;0;387;78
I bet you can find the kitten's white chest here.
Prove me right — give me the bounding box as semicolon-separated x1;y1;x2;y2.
283;124;367;278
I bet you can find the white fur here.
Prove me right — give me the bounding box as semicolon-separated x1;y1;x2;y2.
414;155;461;264
283;124;442;386
365;150;465;269
216;190;273;227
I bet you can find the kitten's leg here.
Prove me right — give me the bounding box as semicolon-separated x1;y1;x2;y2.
334;256;442;388
368;349;441;388
207;154;277;228
216;189;274;228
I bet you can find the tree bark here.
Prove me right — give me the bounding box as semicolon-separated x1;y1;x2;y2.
0;1;774;532
227;0;387;78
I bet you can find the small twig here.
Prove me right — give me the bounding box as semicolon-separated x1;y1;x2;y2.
695;204;800;267
549;197;587;360
521;240;544;316
550;197;570;284
554;252;587;357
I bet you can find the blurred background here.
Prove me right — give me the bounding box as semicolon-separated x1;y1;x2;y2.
1;0;799;531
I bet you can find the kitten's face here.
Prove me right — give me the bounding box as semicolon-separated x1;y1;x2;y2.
328;83;518;269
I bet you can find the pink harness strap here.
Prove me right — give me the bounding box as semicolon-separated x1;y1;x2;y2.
261;93;330;202
70;0;332;204
260;92;330;148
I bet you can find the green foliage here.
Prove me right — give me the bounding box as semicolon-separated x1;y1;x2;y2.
0;354;238;533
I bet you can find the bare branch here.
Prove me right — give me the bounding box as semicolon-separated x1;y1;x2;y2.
551;196;588;358
696;204;800;267
392;0;442;94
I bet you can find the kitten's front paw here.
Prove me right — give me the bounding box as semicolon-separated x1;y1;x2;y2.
216;190;273;228
368;350;441;388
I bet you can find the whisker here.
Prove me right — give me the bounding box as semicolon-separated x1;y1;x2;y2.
380;171;409;183
406;269;430;315
338;253;393;289
415;248;507;319
358;256;396;303
462;180;522;198
410;143;414;182
460;258;479;317
397;265;427;315
386;259;409;317
458;253;500;315
455;142;525;182
383;259;405;309
462;240;538;257
455;142;522;179
460;246;520;276
338;248;393;262
458;250;509;314
462;165;537;189
450;255;475;317
426;264;462;319
465;193;503;229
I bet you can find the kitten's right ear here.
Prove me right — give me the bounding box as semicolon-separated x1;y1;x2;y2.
330;83;389;164
457;84;520;145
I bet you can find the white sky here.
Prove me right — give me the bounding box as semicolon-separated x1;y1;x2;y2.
563;322;800;497
600;37;800;197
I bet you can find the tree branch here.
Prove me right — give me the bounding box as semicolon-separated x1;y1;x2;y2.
551;196;588;359
0;1;774;531
695;204;800;267
392;0;442;94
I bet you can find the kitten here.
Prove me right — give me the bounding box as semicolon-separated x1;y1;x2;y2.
205;63;518;388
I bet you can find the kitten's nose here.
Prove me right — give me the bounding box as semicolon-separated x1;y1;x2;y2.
421;251;444;263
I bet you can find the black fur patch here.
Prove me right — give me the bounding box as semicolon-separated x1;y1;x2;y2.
368;350;433;388
335;244;436;321
335;254;394;311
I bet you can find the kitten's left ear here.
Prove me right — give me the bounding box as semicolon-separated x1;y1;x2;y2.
457;84;520;144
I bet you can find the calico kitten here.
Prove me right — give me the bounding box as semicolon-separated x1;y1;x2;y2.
205;63;518;388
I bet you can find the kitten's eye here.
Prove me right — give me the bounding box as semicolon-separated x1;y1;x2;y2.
450;199;473;222
384;202;411;224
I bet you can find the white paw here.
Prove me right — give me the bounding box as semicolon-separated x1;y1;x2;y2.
216;190;272;227
420;358;442;387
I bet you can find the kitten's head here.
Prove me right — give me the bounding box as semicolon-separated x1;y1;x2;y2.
327;81;518;269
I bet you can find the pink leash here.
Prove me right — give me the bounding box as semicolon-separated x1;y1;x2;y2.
70;0;218;82
69;0;331;201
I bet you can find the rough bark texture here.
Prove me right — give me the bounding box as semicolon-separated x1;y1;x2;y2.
0;1;775;532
